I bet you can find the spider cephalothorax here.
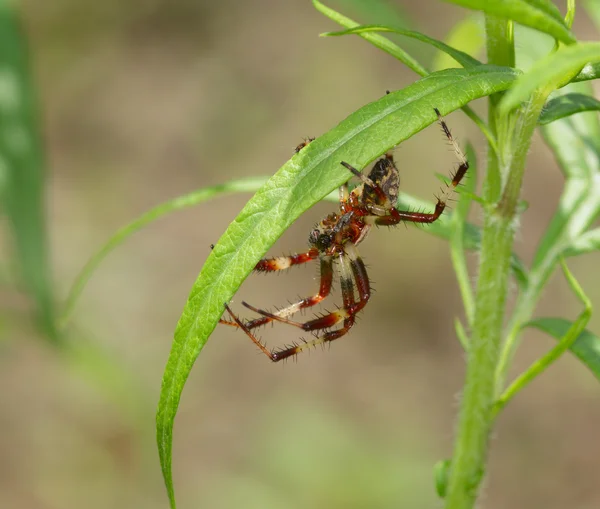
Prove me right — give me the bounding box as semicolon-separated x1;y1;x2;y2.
222;108;469;362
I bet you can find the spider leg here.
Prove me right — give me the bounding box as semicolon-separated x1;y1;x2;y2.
224;303;277;361
242;244;370;334
254;247;319;272
219;247;321;327
269;243;370;361
227;247;361;362
221;255;334;330
368;109;468;226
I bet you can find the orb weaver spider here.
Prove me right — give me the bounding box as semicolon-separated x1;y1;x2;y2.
221;108;468;362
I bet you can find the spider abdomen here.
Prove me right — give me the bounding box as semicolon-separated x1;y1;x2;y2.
363;153;400;206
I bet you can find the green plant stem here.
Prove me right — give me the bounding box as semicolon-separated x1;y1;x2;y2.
445;91;548;509
443;15;553;508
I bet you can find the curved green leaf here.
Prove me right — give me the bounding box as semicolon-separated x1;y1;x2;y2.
313;0;427;76
313;0;500;152
527;318;600;382
539;93;600;125
156;65;520;509
500;43;600;114
59;176;270;329
0;1;56;340
322;25;482;68
339;0;410;28
444;0;575;44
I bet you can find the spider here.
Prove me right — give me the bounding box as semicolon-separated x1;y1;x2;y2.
221;108;469;362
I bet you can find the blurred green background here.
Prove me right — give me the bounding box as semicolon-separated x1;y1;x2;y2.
1;1;599;508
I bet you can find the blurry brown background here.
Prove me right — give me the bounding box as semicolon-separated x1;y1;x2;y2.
2;1;599;508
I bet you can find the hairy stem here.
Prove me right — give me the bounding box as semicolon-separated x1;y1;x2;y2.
445;92;547;509
444;18;548;509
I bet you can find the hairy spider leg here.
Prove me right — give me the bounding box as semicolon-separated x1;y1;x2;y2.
240;243;370;336
227;243;370;361
343;109;469;226
221;183;355;331
219;247;321;328
220;255;334;330
254;248;319;272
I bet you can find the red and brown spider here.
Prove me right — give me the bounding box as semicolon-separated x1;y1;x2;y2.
221;108;469;362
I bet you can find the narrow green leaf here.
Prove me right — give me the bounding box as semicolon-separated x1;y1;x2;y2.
313;0;428;76
156;65;520;509
59;176;270;329
314;1;500;151
323;25;482;68
539;93;600;125
338;0;411;28
565;0;575;29
432;14;485;71
494;260;593;416
526;0;571;23
527;318;600;382
564;228;600;256
443;0;576;44
500;43;600;114
540;84;600;180
0;1;56;339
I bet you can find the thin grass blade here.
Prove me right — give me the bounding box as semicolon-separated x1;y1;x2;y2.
0;1;55;340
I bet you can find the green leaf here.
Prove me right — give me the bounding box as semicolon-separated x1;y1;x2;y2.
156;65;520;509
539;93;600;125
564;228;600;256
443;0;576;44
322;25;482;68
338;0;411;28
494;259;593;416
540;85;600;180
500;43;600;114
527;318;600;382
313;0;428;76
0;1;56;340
314;0;500;150
432;14;485;71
